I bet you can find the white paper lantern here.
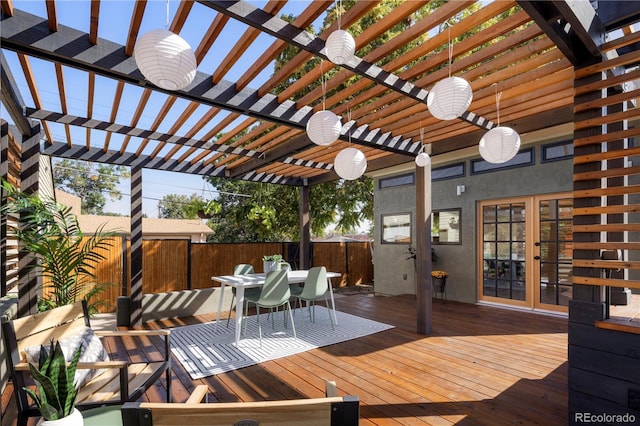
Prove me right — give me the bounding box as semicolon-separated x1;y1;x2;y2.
415;152;431;167
479;126;521;164
427;76;473;120
134;29;197;91
325;29;356;65
334;147;367;180
306;110;342;146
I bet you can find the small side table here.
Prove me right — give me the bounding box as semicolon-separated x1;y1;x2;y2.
432;278;447;303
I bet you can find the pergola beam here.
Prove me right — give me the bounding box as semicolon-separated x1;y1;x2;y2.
517;0;606;66
1;9;421;158
198;0;495;131
41;141;305;186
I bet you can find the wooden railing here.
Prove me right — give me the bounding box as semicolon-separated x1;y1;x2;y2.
57;238;374;312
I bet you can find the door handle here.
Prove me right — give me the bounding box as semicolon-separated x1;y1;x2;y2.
534;242;540;246
534;256;540;260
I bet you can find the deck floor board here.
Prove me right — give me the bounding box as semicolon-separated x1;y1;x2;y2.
2;292;568;425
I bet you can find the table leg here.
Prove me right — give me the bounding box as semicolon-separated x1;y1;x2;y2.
327;277;338;326
234;286;245;347
215;283;226;331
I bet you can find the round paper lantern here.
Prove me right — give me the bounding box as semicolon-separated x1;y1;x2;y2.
325;29;356;65
415;152;431;167
306;110;342;146
134;29;197;91
479;126;521;164
334;147;367;180
427;76;473;120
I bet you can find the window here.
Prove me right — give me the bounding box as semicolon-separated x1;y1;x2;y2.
381;213;412;244
432;162;465;181
471;148;534;174
431;209;461;245
379;173;414;189
542;140;573;162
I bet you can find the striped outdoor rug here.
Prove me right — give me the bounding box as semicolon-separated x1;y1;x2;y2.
170;306;394;379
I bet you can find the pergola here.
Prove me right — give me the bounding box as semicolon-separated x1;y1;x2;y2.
2;0;639;319
3;0;640;419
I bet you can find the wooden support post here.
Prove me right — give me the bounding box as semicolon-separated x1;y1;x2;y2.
415;164;432;335
130;166;143;326
299;184;310;270
18;123;41;316
1;120;8;298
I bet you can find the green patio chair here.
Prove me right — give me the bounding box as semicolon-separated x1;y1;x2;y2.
291;266;335;331
226;263;260;327
244;269;297;348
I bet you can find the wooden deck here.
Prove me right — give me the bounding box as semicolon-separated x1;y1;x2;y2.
2;292;568;425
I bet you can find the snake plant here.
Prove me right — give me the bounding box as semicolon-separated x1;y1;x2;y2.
24;340;82;420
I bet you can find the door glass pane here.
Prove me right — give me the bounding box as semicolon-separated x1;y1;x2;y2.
481;201;528;303
497;204;511;222
511;203;526;221
512;222;526;240
538;197;573;308
483;205;496;222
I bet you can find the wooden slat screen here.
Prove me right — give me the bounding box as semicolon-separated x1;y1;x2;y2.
572;37;640;290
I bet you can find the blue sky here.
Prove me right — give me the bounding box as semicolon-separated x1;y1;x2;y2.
3;1;326;217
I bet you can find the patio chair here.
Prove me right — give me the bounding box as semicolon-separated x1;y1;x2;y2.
2;301;172;426
244;269;297;347
291;266;335;331
225;263;260;327
120;380;359;426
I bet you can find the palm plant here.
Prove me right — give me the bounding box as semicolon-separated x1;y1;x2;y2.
24;340;82;421
1;179;116;314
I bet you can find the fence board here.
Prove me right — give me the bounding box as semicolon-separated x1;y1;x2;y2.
50;240;373;313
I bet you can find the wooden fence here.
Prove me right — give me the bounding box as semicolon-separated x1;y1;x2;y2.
62;238;374;312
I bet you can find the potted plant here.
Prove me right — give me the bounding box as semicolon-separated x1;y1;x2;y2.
431;270;448;293
196;199;221;219
25;340;84;425
262;254;283;272
1;180;116;314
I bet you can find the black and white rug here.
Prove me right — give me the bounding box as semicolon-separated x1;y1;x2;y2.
170;306;394;379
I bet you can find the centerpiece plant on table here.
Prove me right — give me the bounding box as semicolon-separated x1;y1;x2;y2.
262;254;284;272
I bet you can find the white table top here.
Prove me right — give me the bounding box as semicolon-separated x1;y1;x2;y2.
212;270;340;287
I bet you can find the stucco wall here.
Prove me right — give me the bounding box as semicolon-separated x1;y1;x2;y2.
373;139;573;303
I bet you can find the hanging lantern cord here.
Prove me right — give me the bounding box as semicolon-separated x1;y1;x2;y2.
447;24;453;78
493;82;502;126
165;0;170;29
337;0;342;30
321;60;326;110
420;125;425;154
347;101;352;144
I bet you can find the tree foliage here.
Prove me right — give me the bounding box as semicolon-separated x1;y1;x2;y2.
53;159;130;215
205;177;372;243
158;193;205;219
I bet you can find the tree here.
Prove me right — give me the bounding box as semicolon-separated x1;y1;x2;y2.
205;177;372;243
53;159;130;215
158;193;203;219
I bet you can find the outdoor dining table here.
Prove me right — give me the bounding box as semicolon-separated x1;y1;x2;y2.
211;270;341;346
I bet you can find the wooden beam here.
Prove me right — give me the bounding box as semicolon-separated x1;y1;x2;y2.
518;0;605;65
1;9;421;157
197;0;495;130
0;52;31;136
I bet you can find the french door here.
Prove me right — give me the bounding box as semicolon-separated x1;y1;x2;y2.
478;193;572;312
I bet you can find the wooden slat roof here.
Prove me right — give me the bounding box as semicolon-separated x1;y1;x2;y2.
1;0;639;185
